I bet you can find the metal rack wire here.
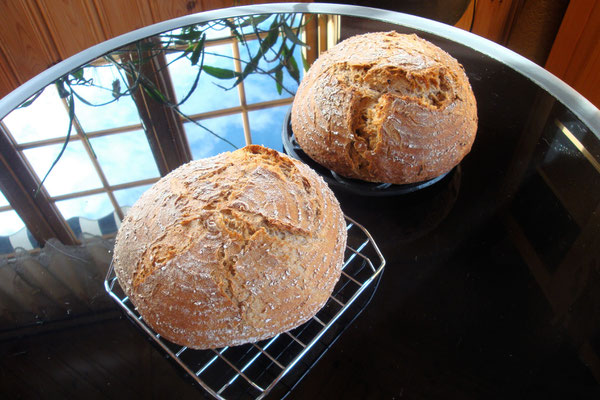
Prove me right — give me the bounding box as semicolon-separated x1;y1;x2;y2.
104;215;385;399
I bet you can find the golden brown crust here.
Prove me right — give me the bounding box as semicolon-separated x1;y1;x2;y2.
291;32;478;184
113;145;347;349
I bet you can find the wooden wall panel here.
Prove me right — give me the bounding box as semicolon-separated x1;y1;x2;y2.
572;40;600;108
147;0;204;23
545;0;596;78
0;47;19;99
202;0;279;12
22;0;61;63
34;0;106;60
470;0;523;45
0;44;20;92
0;1;58;85
92;0;154;38
0;1;314;99
546;0;600;109
454;0;476;31
213;0;285;7
560;1;600;99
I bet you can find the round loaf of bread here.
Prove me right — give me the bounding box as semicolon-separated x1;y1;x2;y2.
113;145;347;349
291;31;478;184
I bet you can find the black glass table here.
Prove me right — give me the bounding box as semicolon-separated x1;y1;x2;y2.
0;3;599;399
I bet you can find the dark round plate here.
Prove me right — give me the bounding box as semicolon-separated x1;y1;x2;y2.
281;107;454;197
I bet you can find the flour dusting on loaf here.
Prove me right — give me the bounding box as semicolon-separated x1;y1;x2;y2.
291;31;478;184
113;145;347;349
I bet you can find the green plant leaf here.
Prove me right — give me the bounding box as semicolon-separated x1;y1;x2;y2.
282;45;300;83
286;58;300;84
245;19;280;67
179;37;205;106
202;65;241;79
190;34;205;66
231;20;279;87
71;68;85;81
233;54;260;87
281;22;306;47
18;89;44;108
142;82;168;103
301;50;310;72
260;20;280;53
182;43;195;57
275;68;283;95
238;14;270;28
224;19;245;44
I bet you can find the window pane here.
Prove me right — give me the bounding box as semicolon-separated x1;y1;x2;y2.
72;64;141;132
185;114;246;160
0;190;8;207
0;210;38;254
235;14;279;35
162;24;231;44
23;141;103;197
0;210;25;236
3;85;70;143
114;184;152;209
203;24;233;40
248;105;289;152
55;194;115;237
234;13;300;36
242;37;302;104
167;43;239;116
90;130;159;186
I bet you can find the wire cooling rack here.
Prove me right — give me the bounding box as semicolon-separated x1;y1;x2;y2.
104;215;385;399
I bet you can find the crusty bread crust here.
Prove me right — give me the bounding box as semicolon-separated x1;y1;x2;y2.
113;145;347;349
291;32;478;184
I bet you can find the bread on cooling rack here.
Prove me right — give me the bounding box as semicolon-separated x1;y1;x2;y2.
291;31;478;185
113;145;347;349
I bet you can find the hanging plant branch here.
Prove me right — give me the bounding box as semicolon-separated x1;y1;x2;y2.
22;12;309;195
174;108;239;150
176;33;206;106
35;89;75;197
18;89;45;109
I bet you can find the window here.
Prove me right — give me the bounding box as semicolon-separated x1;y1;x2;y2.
0;189;33;253
0;13;339;257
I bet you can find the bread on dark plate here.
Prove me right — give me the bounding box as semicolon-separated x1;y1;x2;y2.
291;31;478;185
